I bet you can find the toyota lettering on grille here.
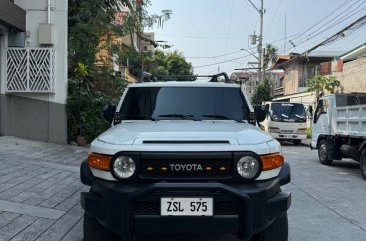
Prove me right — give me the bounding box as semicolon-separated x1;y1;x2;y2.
169;164;203;172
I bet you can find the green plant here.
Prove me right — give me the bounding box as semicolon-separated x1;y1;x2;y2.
251;79;273;106
307;127;312;139
307;75;340;96
67;66;126;143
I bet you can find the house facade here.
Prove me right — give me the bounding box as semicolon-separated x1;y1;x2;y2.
272;51;343;105
321;43;366;94
0;0;68;143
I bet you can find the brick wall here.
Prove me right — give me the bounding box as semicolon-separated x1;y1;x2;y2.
332;57;366;93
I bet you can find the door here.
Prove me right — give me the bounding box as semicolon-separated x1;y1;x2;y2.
311;97;331;148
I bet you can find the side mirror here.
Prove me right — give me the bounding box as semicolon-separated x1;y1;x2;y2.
103;104;116;123
254;106;266;123
308;106;313;116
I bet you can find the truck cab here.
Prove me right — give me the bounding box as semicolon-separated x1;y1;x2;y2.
260;102;307;145
311;93;366;180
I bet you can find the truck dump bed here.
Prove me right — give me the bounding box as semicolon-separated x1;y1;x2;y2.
335;95;366;137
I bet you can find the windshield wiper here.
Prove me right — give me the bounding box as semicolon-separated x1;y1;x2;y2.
123;115;157;121
295;114;305;119
202;114;245;123
158;114;200;121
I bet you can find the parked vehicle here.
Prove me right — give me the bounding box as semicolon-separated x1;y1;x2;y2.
311;93;366;180
260;102;307;145
80;73;291;241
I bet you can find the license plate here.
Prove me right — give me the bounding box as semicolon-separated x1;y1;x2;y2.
161;197;213;216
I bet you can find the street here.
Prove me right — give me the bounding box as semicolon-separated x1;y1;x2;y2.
0;137;365;241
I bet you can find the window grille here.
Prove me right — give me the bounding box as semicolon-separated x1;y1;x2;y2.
6;48;55;93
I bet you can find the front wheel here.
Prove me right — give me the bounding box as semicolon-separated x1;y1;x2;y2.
361;149;366;180
250;214;288;241
318;140;333;165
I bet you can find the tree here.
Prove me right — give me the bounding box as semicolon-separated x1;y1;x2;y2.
145;50;193;79
68;0;172;70
67;0;172;143
117;49;194;80
251;79;273;105
263;44;278;69
307;75;340;96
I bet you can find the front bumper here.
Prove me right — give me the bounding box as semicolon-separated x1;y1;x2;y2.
269;133;306;140
80;161;291;241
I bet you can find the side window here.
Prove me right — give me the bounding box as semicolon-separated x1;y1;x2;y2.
313;99;329;124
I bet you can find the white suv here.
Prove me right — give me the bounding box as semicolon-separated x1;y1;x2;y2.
80;74;291;241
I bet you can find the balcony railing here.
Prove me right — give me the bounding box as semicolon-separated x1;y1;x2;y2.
6;48;55;93
274;86;284;96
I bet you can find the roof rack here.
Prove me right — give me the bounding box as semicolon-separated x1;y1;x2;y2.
138;72;233;83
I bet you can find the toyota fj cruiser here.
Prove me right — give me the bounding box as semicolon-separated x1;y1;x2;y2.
80;73;291;241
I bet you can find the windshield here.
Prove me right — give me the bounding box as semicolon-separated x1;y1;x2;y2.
119;87;250;121
270;103;306;123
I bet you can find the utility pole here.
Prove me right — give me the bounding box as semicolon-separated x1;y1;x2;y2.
248;0;265;83
258;0;264;83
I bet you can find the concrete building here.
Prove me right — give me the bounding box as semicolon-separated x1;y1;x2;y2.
0;0;68;143
230;71;284;101
321;43;366;94
272;51;343;105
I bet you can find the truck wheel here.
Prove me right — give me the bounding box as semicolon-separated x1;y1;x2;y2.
318;140;333;165
251;214;288;241
361;149;366;180
293;140;301;145
84;212;120;241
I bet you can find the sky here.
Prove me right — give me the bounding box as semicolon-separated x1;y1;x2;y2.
147;0;366;75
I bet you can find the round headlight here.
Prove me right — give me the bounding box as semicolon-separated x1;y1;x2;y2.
237;156;260;179
112;156;136;179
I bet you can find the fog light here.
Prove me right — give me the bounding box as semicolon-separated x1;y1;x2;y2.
237;156;260;179
112;156;136;179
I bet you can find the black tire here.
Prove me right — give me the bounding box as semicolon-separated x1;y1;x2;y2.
318;140;333;165
293;139;301;145
84;212;120;241
251;214;288;241
361;149;366;180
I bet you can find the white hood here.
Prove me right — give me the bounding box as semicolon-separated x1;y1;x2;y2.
97;120;273;145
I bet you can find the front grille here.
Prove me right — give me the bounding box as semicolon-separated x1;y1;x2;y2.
134;201;240;215
140;159;232;179
281;130;294;134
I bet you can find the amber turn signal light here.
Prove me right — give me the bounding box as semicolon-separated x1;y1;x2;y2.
87;153;113;171
260;153;284;171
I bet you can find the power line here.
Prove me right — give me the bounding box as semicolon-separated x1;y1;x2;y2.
193;53;253;69
249;14;366;75
292;0;365;46
290;0;355;42
185;48;255;59
294;6;366;49
265;0;282;35
154;33;246;40
222;0;235;69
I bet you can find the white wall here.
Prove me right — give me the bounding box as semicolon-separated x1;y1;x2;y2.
0;25;9;96
12;0;68;105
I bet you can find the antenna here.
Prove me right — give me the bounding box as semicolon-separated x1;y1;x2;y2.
284;13;287;54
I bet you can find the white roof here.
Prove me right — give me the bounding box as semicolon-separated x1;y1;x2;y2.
128;81;240;88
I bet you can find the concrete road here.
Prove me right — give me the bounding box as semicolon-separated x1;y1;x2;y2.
0;137;365;241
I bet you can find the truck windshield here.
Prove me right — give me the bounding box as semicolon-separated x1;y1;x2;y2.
119;87;250;121
270;103;306;123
